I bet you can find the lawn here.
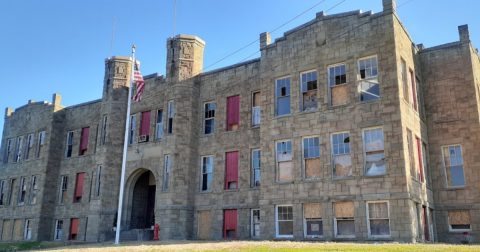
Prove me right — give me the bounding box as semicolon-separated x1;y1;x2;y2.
0;240;479;252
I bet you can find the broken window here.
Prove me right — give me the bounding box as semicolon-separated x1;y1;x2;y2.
252;149;261;187
275;77;291;116
223;209;237;239
304;203;322;238
79;127;89;156
35;132;45;158
65;132;73;158
74;173;84;203
442;145;465;187
406;129;417;180
201;156;213;192
163;155;171;190
363;127;386;176
251;209;260;238
448;210;471;231
156;110;163;139
252;92;260;126
329;64;347;106
332;132;351;178
415;137;424;182
29;176;37;204
167;101;174;134
367;202;390;237
227;96;240;131
101;116;107;146
334;202;355;238
15;136;23;162
139;111;151;142
0;180;5;206
24;134;34;160
24;219;32;240
18;177;26;205
276;205;293;237
59;176;68;204
225;152;238;190
54;220;63;241
128;115;136;145
401;60;409;103
358;56;379;101
95;166;101;197
301;71;318;111
204;102;215;135
410;69;418;111
303;137;320;179
3;139;12;163
276;141;292;181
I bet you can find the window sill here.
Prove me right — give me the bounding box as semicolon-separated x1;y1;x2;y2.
274;114;291;119
332;176;355;180
332;237;357;241
224;189;239;192
449;229;471;233
328;103;349;109
358;98;382;104
198;191;212;194
276;181;294;184
298;109;319;115
274;236;294;240
248;187;261;191
225;130;240;134
443;186;467;191
303;236;325;240
366;237;393;241
251;125;260;129
411;177;425;184
364;174;387;178
302;178;322;183
199;134;214;138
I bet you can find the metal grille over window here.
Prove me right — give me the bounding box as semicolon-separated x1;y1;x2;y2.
363;128;385;176
368;202;390;237
332;132;351;177
277;206;293;237
201;156;213;192
301;71;318;111
303;137;320;179
443;145;465;187
334;202;355;237
277;141;292;181
252;92;260;126
304;203;322;237
252;150;261;187
275;77;291;116
358;56;379;101
329;64;347;106
204;102;215;135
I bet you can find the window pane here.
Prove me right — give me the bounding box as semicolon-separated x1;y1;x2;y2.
365;152;386;176
337;220;355;236
278;221;293;236
205;119;214;134
333;155;352;177
277;97;291;116
447;166;466;186
278;162;293;181
306;220;323;236
360;80;380;101
369;202;388;218
370;219;390;236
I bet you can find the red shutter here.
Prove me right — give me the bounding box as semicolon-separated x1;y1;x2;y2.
410;70;418;111
74;173;85;200
80;127;89;151
223;209;237;239
227;96;240;131
141;111;151;136
415;137;424;182
70;218;79;240
225;152;238;190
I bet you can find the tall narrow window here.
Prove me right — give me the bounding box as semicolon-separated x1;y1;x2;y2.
422;143;429;186
8;179;15;205
18;177;26;205
303;137;320;179
410;69;417;111
59;176;68;204
334;202;355;238
223;209;238;239
129;115;136;145
65;132;74;158
332;132;351;178
413;203;419;239
35;132;45;158
167;101;174;134
204;102;215;135
201;156;213;192
252;92;260;126
0;180;5;206
69;218;79;240
163;155;171;190
3;139;12;163
304;203;323;238
251;209;260;238
24;219;32;240
448;210;471;231
275;77;291;116
227;96;240;131
401;60;409;103
29;176;38;204
79;127;89;156
251;149;261;187
442;145;465;187
101;116;107;146
415;137;424;182
139;111;151;142
406;129;416;180
417;78;424;117
276;205;293;238
95;166;101;197
328;64;347;106
422;206;429;241
74;173;84;203
358;56;379;101
54;220;63;241
25;134;34;160
363;127;385;176
301;71;318;111
276;141;292;181
156;110;163;139
367;202;390;237
15;136;23;162
225;151;238;190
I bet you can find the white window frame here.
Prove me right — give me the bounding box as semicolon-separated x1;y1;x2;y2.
401;59;409;103
366;201;391;238
35;131;45;158
300;70;318;112
413;203;419;239
333;206;355;239
251;209;260;238
128;115;136;145
276;140;293;182
275;205;294;238
7;178;15;205
65;131;74;158
200;156;213;192
25;134;34;160
303;204;323;238
302;136;320;180
275;76;291;117
357;55;379;102
442;145;465;188
331;131;352;178
95;166;101;197
59;176;68;204
3;139;12;163
156;109;163;139
101;116;107;146
15;136;24;162
203;101;215;135
24;219;32;240
54;220;63;241
163;155;171;190
448;211;471;232
252;91;261;126
18;177;26;205
167;101;174;134
362;126;386;176
251;149;261;188
29;176;37;204
328;63;347;107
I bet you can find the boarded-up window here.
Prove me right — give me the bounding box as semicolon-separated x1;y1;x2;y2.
303;137;320;179
367;202;390;237
276;205;293;237
223;210;237;239
277;141;292;181
252;92;260;126
74;173;84;203
79;127;89;156
334;202;355;237
442;145;465;187
70;218;79;240
363;128;385;176
304;203;322;237
225;152;238;190
332;132;351;177
329;64;347;106
198;211;211;239
301;71;318;111
449;210;471;231
140;111;151;141
2;220;12;241
358;56;379;101
227;96;240;131
13;219;22;241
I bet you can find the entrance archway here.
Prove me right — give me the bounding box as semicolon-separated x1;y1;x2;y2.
122;168;156;230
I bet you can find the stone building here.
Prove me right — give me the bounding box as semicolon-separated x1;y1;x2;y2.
0;0;478;243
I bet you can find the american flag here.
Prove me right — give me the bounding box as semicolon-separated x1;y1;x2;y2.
132;63;145;102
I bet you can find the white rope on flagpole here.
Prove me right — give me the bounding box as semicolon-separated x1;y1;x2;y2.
110;16;116;58
173;0;177;37
114;45;135;245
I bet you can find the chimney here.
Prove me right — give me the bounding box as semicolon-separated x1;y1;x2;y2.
52;93;62;106
458;25;470;42
382;0;396;13
166;35;206;83
28;100;35;104
260;32;271;49
5;107;13;118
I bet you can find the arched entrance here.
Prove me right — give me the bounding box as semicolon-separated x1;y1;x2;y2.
122;168;156;230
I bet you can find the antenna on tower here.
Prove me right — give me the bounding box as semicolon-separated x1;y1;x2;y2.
173;0;177;37
110;16;116;58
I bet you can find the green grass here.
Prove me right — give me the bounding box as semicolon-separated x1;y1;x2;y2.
0;241;43;252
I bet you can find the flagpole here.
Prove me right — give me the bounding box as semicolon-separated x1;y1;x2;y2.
115;45;135;245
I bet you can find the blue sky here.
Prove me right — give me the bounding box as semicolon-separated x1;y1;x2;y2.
0;0;478;136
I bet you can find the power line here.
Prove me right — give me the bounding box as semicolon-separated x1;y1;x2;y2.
397;0;415;9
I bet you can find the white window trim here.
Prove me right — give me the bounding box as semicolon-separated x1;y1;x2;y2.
274;76;291;117
275;139;293;182
15;136;24;162
129;115;136;145
167;101;174;134
251;209;260;238
25;134;34;160
357;55;379;102
163;155;171;191
441;145;466;188
362;126;386;176
303;204;323;238
54;220;63;241
95;166;101;197
299;69;318;112
251;149;261;188
200;155;213;192
24;219;32;240
59;176;68;204
4;139;12;163
327;63;348;107
156;109;164;139
252;91;261;126
333;218;355;238
275;204;294;238
29;176;37;204
448;215;472;232
18;177;26;205
203;101;215;135
366;200;391;238
331;131;352;178
301;135;320;180
65;131;74;158
35;131;45;158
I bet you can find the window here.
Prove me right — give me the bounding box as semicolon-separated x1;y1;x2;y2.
328;64;347;106
275;77;291;116
65;132;74;158
223;209;237;239
140;111;151;142
25;134;34;160
422;143;429;187
252;92;260;126
415;137;424;182
198;211;211;239
129;115;136;145
204;102;215;135
303;203;322;238
18;177;26;205
422;206;429;241
54;220;63;241
363;127;385;176
167;101;174;134
401;59;409;103
416;78;424;118
301;70;318;111
24;219;32;240
251;209;260;238
227;96;240;131
358;56;379;101
156;110;163;139
367;202;390;237
334;202;355;238
201;156;213;192
15;136;24;162
8;179;15;205
35;131;45;158
79;127;89;156
251;149;261;187
442;145;465;187
413;203;419;239
0;180;5;206
59;176;68;204
163;156;171;190
448;210;471;231
95;166;101;197
74;173;84;203
101;116;107;145
69;218;79;240
225;152;238;190
410;69;418;111
331;132;352;178
29;176;38;204
303;137;320;179
276;205;293;238
3;139;12;163
276;141;292;181
406;129;417;180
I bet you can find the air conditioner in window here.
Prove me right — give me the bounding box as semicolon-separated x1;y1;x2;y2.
138;135;148;143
